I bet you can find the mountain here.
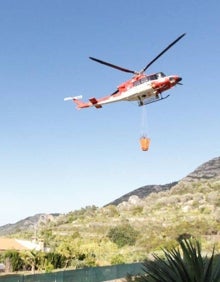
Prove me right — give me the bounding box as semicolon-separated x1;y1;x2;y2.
0;213;60;236
106;182;178;206
107;157;220;206
0;156;219;237
180;156;220;183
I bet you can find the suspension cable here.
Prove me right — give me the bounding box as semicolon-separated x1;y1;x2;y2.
140;105;148;137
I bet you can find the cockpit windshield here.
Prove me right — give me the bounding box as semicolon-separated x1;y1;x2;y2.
156;72;166;78
148;72;166;80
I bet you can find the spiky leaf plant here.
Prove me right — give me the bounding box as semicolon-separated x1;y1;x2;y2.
138;239;220;282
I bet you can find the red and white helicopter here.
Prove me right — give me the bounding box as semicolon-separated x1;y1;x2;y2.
64;33;185;109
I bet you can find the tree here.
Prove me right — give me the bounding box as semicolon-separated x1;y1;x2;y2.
137;239;220;282
4;250;23;272
21;250;39;273
45;252;66;269
107;224;139;248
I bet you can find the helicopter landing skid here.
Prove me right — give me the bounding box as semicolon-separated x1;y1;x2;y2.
138;94;170;106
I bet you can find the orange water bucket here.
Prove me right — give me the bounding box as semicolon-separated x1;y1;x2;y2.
140;137;151;151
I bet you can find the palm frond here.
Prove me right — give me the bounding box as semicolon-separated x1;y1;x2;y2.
137;239;220;282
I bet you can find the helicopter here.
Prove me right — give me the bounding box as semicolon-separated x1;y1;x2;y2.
64;33;186;109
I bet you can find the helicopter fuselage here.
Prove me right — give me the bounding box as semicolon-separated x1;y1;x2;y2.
66;72;182;109
64;33;185;109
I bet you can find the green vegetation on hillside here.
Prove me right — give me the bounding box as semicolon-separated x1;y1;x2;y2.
2;179;220;271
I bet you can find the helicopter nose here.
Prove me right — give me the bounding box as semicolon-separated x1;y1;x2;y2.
169;76;182;85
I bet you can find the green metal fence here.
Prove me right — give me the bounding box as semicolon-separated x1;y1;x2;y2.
0;263;143;282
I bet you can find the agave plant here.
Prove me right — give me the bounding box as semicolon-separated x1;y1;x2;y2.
137;239;220;282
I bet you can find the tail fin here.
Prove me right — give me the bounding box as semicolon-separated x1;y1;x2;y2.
64;95;83;101
64;95;89;109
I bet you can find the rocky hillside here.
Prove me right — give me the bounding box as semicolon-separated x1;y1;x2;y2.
108;157;220;206
0;156;219;238
106;182;177;206
180;157;220;183
0;213;60;236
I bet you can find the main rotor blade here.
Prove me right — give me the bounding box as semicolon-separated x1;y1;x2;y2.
141;33;186;73
89;57;136;74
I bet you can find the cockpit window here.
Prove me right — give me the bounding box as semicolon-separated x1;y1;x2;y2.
133;72;166;86
148;72;166;80
157;72;166;78
148;74;157;81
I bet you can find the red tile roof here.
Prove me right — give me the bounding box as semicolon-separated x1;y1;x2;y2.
0;238;28;251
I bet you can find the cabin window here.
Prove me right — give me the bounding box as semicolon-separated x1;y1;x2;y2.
133;73;165;86
133;80;141;86
148;74;157;81
133;76;148;86
140;77;148;83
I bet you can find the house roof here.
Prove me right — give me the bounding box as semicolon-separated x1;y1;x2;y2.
0;238;42;251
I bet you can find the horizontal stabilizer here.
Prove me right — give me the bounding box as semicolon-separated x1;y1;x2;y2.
89;97;102;108
64;95;83;101
89;97;98;104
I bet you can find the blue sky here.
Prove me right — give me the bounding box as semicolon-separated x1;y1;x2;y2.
0;1;219;226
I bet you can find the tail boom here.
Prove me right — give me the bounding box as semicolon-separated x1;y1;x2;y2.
64;95;91;109
64;95;102;109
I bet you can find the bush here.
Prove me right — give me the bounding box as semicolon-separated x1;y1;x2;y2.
107;224;139;248
4;250;23;272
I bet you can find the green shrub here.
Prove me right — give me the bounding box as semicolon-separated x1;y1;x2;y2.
107;224;139;248
4;250;23;272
